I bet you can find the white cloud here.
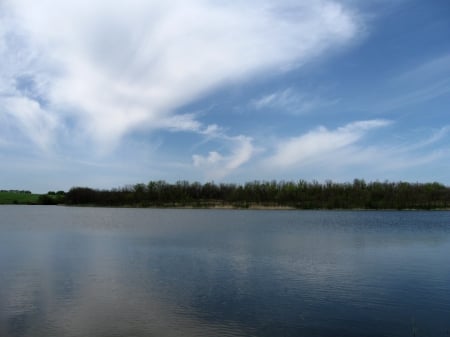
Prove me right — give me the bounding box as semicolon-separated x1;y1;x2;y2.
154;114;202;133
1;96;58;150
267;119;391;168
201;124;221;136
260;121;450;183
193;151;223;167
1;0;360;151
251;88;339;114
193;136;254;180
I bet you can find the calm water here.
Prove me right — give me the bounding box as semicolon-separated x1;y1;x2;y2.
0;206;449;337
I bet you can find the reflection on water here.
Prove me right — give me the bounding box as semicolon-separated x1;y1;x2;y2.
1;206;450;336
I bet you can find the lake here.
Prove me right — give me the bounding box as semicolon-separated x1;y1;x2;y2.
0;206;449;336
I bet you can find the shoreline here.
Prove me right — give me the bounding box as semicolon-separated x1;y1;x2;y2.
2;203;449;211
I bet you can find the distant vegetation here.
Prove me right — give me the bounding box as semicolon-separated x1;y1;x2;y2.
37;191;66;205
2;180;450;209
63;179;450;209
0;190;64;205
0;190;40;205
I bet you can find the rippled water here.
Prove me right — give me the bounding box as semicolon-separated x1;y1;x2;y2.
0;206;449;336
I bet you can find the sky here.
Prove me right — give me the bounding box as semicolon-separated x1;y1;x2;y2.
1;0;450;192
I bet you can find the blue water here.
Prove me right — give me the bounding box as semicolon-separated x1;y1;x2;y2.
1;206;449;336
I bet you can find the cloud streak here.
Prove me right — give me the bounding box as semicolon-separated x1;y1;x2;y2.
259;120;450;184
251;88;339;115
1;0;359;152
267;120;391;168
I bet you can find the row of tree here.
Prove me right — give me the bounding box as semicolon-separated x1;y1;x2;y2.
0;190;32;194
62;179;450;209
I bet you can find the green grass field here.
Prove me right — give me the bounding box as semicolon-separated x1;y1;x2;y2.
0;191;41;204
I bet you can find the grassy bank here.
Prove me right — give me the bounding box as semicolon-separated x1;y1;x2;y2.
0;191;40;205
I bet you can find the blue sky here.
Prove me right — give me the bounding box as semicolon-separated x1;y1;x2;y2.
1;0;449;192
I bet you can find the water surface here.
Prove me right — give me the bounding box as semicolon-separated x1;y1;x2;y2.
1;206;449;336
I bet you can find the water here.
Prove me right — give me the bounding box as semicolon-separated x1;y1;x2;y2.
0;206;449;337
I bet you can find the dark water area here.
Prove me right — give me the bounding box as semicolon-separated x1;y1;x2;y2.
0;206;449;337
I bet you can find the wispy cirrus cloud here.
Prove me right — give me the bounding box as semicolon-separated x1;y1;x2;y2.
261;120;450;182
393;53;450;84
1;96;58;150
251;88;339;115
266;119;391;168
379;79;450;113
375;53;450;113
1;0;360;153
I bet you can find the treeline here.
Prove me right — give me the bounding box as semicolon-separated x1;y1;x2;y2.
0;190;32;194
63;179;450;209
37;191;66;205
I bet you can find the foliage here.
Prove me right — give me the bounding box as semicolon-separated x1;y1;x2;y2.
2;180;448;208
63;179;450;209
